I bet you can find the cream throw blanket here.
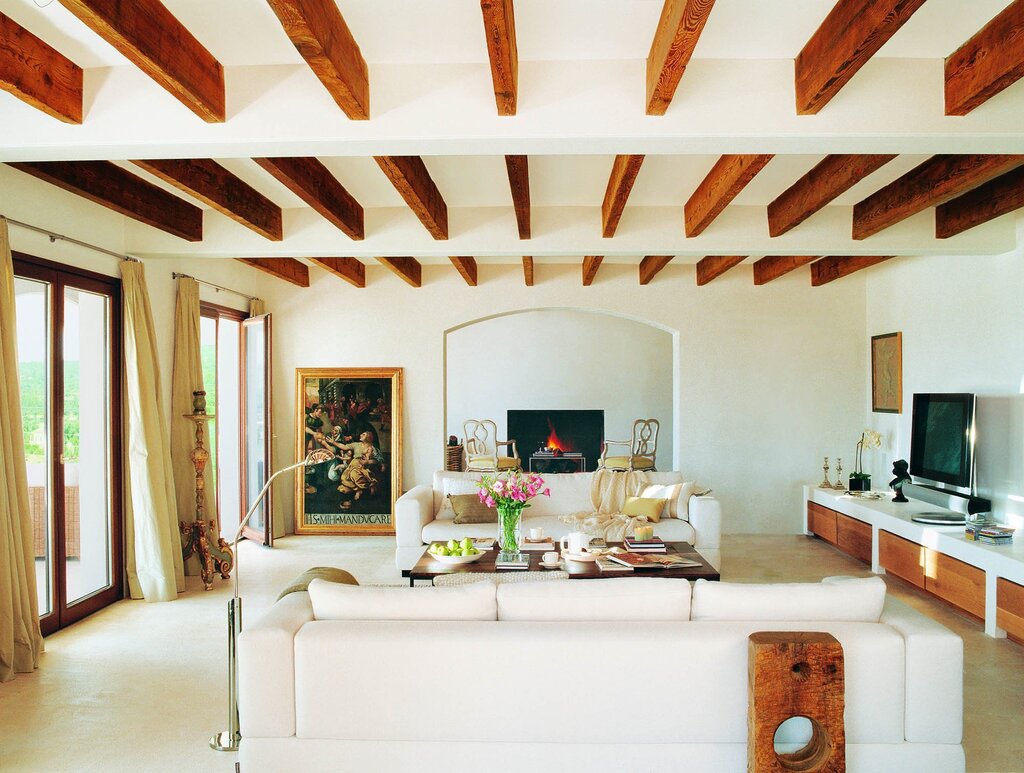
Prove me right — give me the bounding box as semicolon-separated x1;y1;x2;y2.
558;469;651;541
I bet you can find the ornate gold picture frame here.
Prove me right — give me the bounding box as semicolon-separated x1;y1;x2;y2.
871;332;902;414
294;367;402;535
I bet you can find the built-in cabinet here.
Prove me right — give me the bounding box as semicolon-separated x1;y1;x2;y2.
806;502;872;564
997;578;1024;644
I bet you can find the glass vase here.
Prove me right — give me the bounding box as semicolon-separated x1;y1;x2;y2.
497;503;524;556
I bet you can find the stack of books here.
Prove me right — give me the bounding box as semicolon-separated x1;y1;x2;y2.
520;539;555;552
495;553;530;570
965;522;1015;545
595;556;632;572
623;536;666;553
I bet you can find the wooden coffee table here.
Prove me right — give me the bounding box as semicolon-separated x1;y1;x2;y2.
407;542;720;586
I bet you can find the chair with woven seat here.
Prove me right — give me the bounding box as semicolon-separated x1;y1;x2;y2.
598;418;659;472
463;419;521;473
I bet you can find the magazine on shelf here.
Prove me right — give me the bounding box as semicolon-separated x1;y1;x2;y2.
607;552;702;569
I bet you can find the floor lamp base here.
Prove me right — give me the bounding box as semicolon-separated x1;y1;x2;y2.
210;730;240;752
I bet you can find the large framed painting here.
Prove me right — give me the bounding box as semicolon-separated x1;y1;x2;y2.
871;332;902;414
294;368;402;535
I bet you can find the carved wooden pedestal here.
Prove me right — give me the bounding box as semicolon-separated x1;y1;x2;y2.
748;631;845;772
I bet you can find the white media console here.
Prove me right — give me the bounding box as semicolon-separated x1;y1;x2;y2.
803;485;1024;641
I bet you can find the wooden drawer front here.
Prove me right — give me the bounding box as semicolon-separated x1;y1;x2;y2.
879;531;926;588
836;514;872;564
997;578;1024;642
807;502;838;544
926;552;985;619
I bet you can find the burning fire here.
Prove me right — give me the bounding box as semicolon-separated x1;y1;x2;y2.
545;418;573;452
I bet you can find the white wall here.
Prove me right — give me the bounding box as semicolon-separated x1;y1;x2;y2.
445;309;674;470
864;220;1024;528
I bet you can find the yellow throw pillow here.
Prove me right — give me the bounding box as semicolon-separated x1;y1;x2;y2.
622;496;667;523
449;493;498;524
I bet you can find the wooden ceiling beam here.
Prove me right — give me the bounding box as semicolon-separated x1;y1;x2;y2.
684;154;773;237
374;156;448;240
638;255;673;285
236;257;309;287
504;155;530;239
582;256;603;286
522;256;534;286
133;158;282;241
936;165;1024;238
768;154;897;237
752;256;818;285
695;255;745;285
646;0;717;115
265;0;369;119
480;0;518;115
810;255;893;286
853;154;1024;240
309;257;365;288
378;257;422;287
945;0;1024;116
0;12;82;123
57;0;224;122
449;256;478;286
795;0;927;114
602;154;645;238
8;160;202;241
254;156;363;240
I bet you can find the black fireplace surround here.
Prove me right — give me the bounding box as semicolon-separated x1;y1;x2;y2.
507;410;604;474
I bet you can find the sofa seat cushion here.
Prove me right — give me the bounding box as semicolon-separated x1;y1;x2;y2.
691;576;887;622
307;578;497;621
497;577;690;621
422;514;695;545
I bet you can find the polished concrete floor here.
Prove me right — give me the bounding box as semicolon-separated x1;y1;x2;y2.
1;534;1022;772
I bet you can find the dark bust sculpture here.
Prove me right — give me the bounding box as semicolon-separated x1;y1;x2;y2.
890;459;912;502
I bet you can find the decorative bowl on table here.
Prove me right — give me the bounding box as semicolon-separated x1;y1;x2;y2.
427;542;487;565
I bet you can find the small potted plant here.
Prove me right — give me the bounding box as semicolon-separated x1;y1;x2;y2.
850;429;882;491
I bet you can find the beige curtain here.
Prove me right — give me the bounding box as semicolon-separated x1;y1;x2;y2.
0;219;44;681
249;297;265;317
121;261;183;602
171;278;212;576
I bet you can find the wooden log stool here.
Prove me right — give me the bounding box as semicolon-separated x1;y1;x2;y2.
748;632;845;772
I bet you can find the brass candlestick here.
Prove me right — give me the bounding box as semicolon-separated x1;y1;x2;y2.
832;458;846;490
820;457;832;488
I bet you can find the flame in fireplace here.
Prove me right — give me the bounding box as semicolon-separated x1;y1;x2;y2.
546;417;572;452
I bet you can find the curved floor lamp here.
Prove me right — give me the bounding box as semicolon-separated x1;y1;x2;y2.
211;447;335;752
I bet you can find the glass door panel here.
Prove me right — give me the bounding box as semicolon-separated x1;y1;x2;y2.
15;277;53;620
217;317;242;540
241;314;272;545
63;287;112;605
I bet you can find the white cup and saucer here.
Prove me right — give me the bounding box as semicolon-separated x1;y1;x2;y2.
539;550;561;569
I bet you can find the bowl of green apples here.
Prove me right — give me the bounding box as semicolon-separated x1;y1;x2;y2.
427;538;486;564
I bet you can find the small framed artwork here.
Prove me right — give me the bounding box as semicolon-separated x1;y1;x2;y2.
871;332;902;414
294;367;402;535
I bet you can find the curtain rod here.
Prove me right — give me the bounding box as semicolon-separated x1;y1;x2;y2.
1;215;142;262
172;271;260;302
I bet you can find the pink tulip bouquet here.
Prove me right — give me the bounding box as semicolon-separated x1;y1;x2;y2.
477;470;550;553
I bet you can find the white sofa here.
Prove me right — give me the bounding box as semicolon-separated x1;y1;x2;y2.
238;576;964;773
394;470;722;572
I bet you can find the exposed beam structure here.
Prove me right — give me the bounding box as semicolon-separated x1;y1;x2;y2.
374;156;448;240
8;160;202;241
695;255;745;285
684;154;773;237
752;255;818;285
504;154;530;239
480;0;517;116
810;255;893;286
936;165;1024;238
767;154;897;237
602;154;645;238
449;256;478;286
582;256;603;286
57;0;224;122
378;257;422;287
0;12;82;123
133;158;282;241
236;257;310;287
795;0;927;114
638;255;673;285
645;0;717;115
945;0;1024;116
522;256;534;286
852;155;1024;240
254;156;363;240
309;257;365;288
264;0;369;120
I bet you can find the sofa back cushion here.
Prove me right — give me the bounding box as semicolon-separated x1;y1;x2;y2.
690;576;886;622
307;578;497;621
496;577;690;621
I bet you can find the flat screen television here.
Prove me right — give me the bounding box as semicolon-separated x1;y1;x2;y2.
909;393;977;491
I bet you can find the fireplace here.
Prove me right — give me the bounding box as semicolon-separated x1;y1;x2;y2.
507;410;604;474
